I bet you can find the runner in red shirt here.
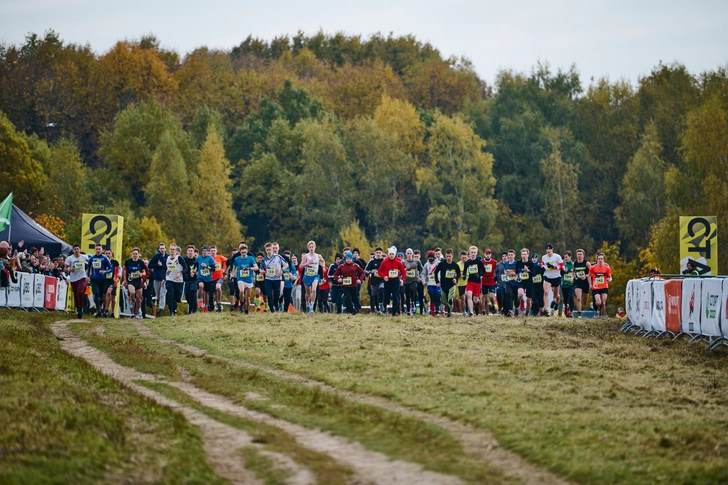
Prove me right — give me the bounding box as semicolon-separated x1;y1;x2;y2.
589;252;612;317
480;248;497;315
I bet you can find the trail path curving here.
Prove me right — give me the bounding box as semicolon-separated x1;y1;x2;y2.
53;320;463;485
134;321;572;485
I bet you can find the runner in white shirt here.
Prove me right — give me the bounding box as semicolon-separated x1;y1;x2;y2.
541;243;564;316
164;244;187;316
64;244;89;319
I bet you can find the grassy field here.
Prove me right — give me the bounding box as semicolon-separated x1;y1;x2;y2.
3;309;727;484
0;311;225;485
140;311;728;485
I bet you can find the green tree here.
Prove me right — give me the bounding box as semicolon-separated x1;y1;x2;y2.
0;110;46;209
190;129;243;249
144;131;192;244
41;137;91;223
99;99;196;206
539;127;580;250
416;113;497;250
615;123;666;254
189;105;227;149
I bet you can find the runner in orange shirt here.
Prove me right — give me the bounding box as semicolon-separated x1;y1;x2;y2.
589;252;612;317
210;245;228;312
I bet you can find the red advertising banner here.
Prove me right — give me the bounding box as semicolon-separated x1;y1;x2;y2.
664;279;682;334
44;276;57;310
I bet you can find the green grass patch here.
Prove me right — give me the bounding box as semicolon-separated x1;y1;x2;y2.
0;311;224;485
143;312;728;485
138;380;353;485
71;320;508;484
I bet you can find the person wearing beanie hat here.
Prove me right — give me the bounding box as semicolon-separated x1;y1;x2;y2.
530;252;545;316
365;247;386;314
328;253;344;314
378;247;405;316
423;250;441;316
333;252;366;314
403;248;423;315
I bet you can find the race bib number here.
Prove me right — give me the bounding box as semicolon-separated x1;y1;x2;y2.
92;260;102;269
266;268;277;277
519;272;529;281
596;275;605;285
200;268;211;277
130;270;140;280
576;270;585;278
388;269;399;278
506;274;516;282
406;269;416;278
468;265;478;275
167;260;176;270
215;262;221;271
484;264;492;273
305;266;317;277
240;269;250;278
283;273;291;280
533;274;542;284
564;272;573;281
255;273;264;282
445;270;456;278
427;273;435;284
74;261;84;270
343;277;352;286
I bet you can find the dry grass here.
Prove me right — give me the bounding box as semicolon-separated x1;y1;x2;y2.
143;312;728;484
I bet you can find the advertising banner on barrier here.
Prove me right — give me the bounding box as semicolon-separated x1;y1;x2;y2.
651;280;666;333
0;286;5;306
701;278;723;338
7;275;21;307
55;279;68;311
665;279;682;334
33;274;44;308
722;279;728;338
681;279;702;335
20;273;33;308
44;276;57;309
638;280;652;331
81;214;124;316
65;282;75;312
680;216;718;275
626;280;637;323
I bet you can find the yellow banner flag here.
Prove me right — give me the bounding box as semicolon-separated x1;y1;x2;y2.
679;216;718;275
81;214;125;316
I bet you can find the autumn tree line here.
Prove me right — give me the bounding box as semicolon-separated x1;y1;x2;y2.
1;30;727;309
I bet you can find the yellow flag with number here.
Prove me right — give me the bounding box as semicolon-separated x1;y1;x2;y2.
679;216;718;275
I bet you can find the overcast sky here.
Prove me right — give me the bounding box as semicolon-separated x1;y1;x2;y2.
2;0;726;87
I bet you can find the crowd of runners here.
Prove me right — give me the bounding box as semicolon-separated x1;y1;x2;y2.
57;239;614;319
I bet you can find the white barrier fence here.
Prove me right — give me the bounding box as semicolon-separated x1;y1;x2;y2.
622;277;728;351
1;273;136;317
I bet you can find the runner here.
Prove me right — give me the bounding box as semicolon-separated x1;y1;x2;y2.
422;250;441;316
64;244;90;319
365;247;385;314
282;249;298;312
494;252;507;314
530;253;545;316
456;251;468;314
196;245;216;313
414;250;427;313
253;251;266;311
227;248;240;311
122;248;148;319
561;251;575;317
209;245;228;312
103;249;120;318
378;246;405;316
463;246;486;317
232;244;258;314
402;248;423;315
515;248;535;317
164;244;187;316
148;243;169;315
480;249;497;315
503;250;518;317
589;252;612;317
317;263;331;312
541;244;564;316
572;249;591;317
435;249;460;317
300;241;324;314
183;245;199;314
87;243;112;318
328;253;343;313
333;252;366;315
261;242;288;313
